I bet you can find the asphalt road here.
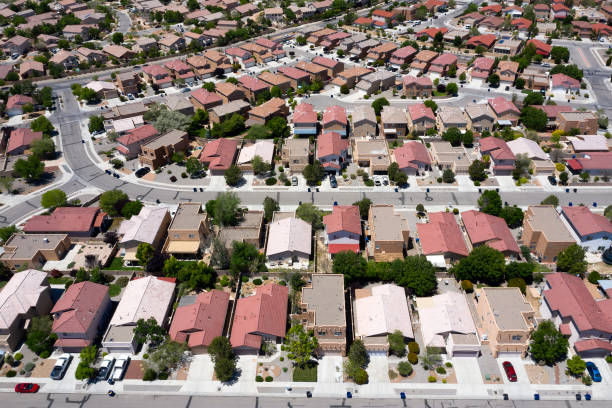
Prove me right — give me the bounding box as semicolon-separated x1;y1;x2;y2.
3;394;609;408
116;10;132;34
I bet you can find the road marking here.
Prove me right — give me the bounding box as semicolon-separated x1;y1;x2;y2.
576;47;591;69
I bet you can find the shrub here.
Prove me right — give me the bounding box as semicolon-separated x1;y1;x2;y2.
143;353;149;359
143;368;157;381
442;379;447;383
282;367;288;372
39;351;50;359
555;163;565;172
453;208;459;214
5;355;14;366
408;342;420;355
220;275;230;287
408;352;418;364
353;368;369;385
181;172;188;178
5;370;16;377
262;275;268;280
428;375;437;382
279;280;286;286
158;372;168;380
389;369;398;380
14;353;23;361
445;362;452;368
279;357;284;361
241;276;249;283
398;361;413;377
582;375;593;386
255;375;264;382
19;370;25;375
587;271;602;285
265;376;273;382
24;362;35;372
115;276;130;287
461;280;473;293
170;176;177;182
437;177;443;183
436;366;446;374
253;278;263;285
605;355;612;363
265;177;277;186
474;181;480;186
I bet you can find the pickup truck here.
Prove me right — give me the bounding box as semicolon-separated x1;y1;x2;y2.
111;355;130;382
50;354;72;380
97;355;115;381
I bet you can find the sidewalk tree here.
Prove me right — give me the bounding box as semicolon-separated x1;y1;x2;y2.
423;99;438;113
30;116;54;137
136;243;155;267
31;138;56;159
206;192;241;226
559;171;569;185
371;97;389;116
332;250;367;282
302;160;325;185
452;245;506;286
75;345;97;380
345;339;369;384
296;203;323;230
41;189;67;209
556;244;587;276
352;198;372;220
478;190;502;216
88;115;104;133
14;155;44;181
224;165;243;186
530;320;568;365
263;196;279;223
285;324;319;368
99;189;128;216
468;159;487;182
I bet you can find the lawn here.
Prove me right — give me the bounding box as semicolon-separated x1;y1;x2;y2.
535;264;551;273
292;363;318;382
48;277;73;285
103;257;141;271
108;284;121;297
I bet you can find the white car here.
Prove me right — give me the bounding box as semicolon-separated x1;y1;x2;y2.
111;355;130;382
51;354;72;380
97;355;115;381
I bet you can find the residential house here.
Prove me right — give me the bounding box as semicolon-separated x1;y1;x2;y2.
322;105;348;137
142;65;173;89
417;212;469;261
551;73;580;95
164;59;196;85
479;16;505;31
566;152;612;175
470;57;495;85
257;72;291;93
162;202;210;258
496;60;519;86
466;34;497;50
352;105;377;138
416;292;480;356
348;39;380;59
19;61;44;79
85;81;118;100
407;104;436;135
185;55;214;79
354;284;413;352
429;141;475;174
461;11;486;26
541;273;612;357
169;290;230;353
236;140;274;172
116;72;140;95
474;287;535;357
49;50;78;70
436;106;467;133
312;56;344;77
522;205;576;262
366;42;398;62
323;206;361;255
392;141;431;175
526;39;551;57
190;88;223;111
557;111;598;135
479;137;516;175
281;139;310;172
51;281;112;352
410;50;438;73
507;137;555;174
493;39;523;56
0;234;71;270
230;284;289;353
520;67;549;91
203;50;232;73
352;138;390;174
0;270;53;351
5;128;42;155
293;274;346;355
561;206;612;252
214;82;246;104
23;207;107;237
488;97;520;126
565;135;608;153
533;105;574;128
295;61;329;82
277;66;311;89
403;75;433;98
118;206;171;264
367;205;410;262
534;3;550;20
293;102;318;137
159;34;185;53
62;24;94;40
356;70;396;94
2;35;31;55
238;75;271;101
389;46;417;69
381;106;408;137
139;130;188;170
102;45;135;62
117;124;160;159
217;211;264;251
134;37;158;54
77;47;107;64
416;27;448;41
428;53;457;78
247;98;289;126
330;67;372;89
198;138;239;174
461;210;521;257
266;217;311;266
317;131;349;174
209;100;250;124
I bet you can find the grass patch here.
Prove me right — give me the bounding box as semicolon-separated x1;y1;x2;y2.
292;363;318;382
48;277;73;285
108;284;121;297
103;257;141;271
535;264;551;273
432;91;448;97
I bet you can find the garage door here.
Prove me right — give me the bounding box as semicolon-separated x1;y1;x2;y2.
368;351;387;357
497;352;522;358
453;350;479;357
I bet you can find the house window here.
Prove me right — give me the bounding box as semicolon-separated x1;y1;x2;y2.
318;331;326;336
334;331;342;336
174;234;179;238
511;335;522;341
189;234;195;239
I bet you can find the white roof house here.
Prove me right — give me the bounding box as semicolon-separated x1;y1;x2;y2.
85;80;116;93
237;139;274;165
415;292;480;356
112;116;144;133
118;206;169;246
354;284;413;348
109;276;176;327
507;137;548;161
566;135;608;152
266;217;311;262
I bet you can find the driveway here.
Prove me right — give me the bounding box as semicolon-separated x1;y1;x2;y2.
452;357;483;384
317;355;343;384
366;353;389;384
497;357;530;385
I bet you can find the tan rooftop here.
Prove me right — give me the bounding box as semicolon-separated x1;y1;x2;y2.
169;202;204;230
481;287;534;331
524;205;574;243
301;274;345;327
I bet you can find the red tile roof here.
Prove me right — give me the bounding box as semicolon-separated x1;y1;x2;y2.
323;205;361;235
488;97;520;115
117;124;159;147
430;53;457;67
317;131;348;158
461;210;520;255
354;16;373;25
238;75;270;92
403;75;433;87
407;103;435;122
512;17;532;30
391;46;417;59
6;128;43;154
51;281;108;335
312;56;340;69
277;66;310;80
417;211;469;257
293;102;317;124
526;39;551;56
322;105;347;126
574;339;612;353
164;59;191;72
472;57;495;71
562;206;612;237
544;273;612;334
230;283;288;349
328;243;360;254
393;141;431;170
142;64;170;77
532;105;573;119
479;137;515;161
551;73;580;89
567;152;612;172
416;27;448;39
6;94;33;110
199;138;238;170
466;34;497;48
372;9;394;19
23;207;102;234
169;290;230;348
190;88;222;107
480;4;502;13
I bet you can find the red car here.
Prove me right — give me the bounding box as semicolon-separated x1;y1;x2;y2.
503;361;517;382
15;383;39;393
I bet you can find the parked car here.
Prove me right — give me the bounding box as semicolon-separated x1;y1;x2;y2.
135;167;150;178
97;355;115;381
15;383;39;393
181;88;190;93
127;94;135;100
111;355;130;382
548;175;557;186
291;176;298;186
329;174;337;188
374;176;382;187
502;361;517;382
0;350;5;367
51;354;72;380
586;362;601;382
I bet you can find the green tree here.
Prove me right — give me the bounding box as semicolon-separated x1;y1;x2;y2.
340;84;349;94
187;0;199;11
121;200;144;219
541;195;559;206
566;355;586;377
246;124;271;139
556;244;587;276
30;116;54;137
395;256;438;296
263;196;279;223
112;32;124;45
505;261;535;284
559;172;569;185
452;246;506;286
270;85;282;98
208;192;241;226
469;160;487;182
146;340;187;372
209;336;233;362
214;356;236;382
523;91;544;106
507;277;527;295
348;339;368;369
285;325;319;368
303;161;325;185
31;138;56;159
229;241;266;279
41;189;67;209
0;175;14;194
251;155;271;175
266;116;289;138
423;99;438;113
521;106;548;131
210;238;230;270
88;115;104;133
154;110;190;134
550;46;569;64
296;203;323;230
446;82;458;95
75;345;97;380
462;130;474;147
371;97;390;116
388;330;406;357
442;169;455;183
478;190;502;216
605;205;612;222
99;189;128;216
0;225;20;243
136;243;155;267
487;73;500;87
133;317;166;346
224;165;243;186
332;250;368;282
529;320;568;365
185;157;203;175
352;198;371;220
14;155;44;181
25;316;57;356
442;127;462;146
499;205;524;228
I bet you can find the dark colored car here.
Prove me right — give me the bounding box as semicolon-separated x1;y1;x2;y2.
586;362;601;382
503;361;517;382
329;174;337;188
548;175;557;185
135;167;150;178
15;383;39;393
